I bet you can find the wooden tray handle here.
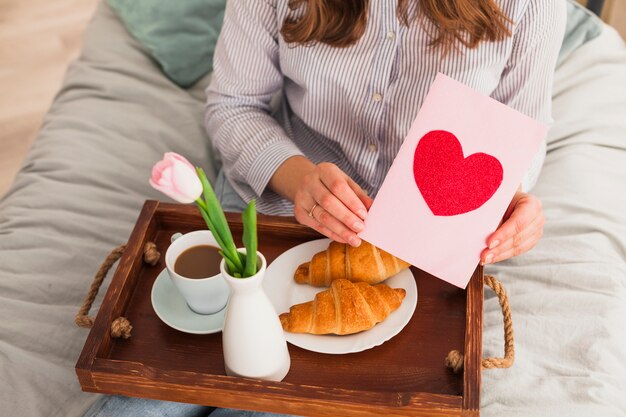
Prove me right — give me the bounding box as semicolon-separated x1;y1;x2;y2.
74;242;160;339
445;274;514;372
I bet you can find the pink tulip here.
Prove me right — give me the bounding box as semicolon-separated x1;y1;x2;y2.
149;153;203;204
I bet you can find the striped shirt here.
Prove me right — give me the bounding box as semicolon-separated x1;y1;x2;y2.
205;0;566;215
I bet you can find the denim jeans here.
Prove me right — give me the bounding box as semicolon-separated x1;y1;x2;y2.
83;396;296;417
83;170;297;417
213;169;248;213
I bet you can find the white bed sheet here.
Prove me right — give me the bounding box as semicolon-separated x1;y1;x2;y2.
482;25;626;417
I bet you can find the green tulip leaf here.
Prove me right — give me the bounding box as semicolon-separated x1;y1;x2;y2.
196;167;244;273
242;199;258;277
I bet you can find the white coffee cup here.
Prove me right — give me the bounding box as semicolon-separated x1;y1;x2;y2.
165;230;230;315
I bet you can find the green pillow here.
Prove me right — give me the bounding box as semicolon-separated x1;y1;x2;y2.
108;0;226;88
108;0;600;88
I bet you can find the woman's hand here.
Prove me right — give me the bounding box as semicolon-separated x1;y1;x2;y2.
294;162;373;247
480;189;544;265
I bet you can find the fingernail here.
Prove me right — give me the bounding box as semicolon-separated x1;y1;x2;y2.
353;221;365;232
485;254;494;264
348;236;360;247
488;240;500;249
357;209;367;219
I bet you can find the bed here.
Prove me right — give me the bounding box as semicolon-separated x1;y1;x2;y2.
0;2;625;416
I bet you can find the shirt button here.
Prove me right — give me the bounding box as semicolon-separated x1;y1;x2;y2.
368;143;378;152
372;92;383;102
386;31;396;41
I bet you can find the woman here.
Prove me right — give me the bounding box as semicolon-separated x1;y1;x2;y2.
207;0;564;265
86;0;565;416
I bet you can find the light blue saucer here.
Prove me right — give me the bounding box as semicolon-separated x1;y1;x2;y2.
151;269;225;334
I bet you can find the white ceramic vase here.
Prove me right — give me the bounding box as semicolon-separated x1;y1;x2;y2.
220;250;291;381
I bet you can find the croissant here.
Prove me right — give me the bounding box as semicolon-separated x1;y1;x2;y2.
294;240;411;287
279;279;406;335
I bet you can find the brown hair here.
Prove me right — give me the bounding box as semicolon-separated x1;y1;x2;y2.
281;0;512;52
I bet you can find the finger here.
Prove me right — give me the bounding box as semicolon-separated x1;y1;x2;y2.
311;183;366;235
490;228;543;263
486;196;541;249
484;214;543;258
294;204;348;244
490;215;543;257
293;186;354;244
311;219;350;245
362;196;374;211
319;165;368;220
481;215;544;264
345;176;374;211
312;204;362;247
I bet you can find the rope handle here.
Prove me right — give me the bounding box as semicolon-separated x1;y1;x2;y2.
75;242;160;339
445;274;515;372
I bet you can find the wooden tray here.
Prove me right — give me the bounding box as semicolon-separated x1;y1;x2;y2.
76;200;484;417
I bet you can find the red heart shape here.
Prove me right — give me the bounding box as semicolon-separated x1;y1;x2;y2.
413;130;503;216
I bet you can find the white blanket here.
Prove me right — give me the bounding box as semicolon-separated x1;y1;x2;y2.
482;25;626;417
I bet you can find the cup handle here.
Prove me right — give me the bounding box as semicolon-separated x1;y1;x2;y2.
171;232;183;243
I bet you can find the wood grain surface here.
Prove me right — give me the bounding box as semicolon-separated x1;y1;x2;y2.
0;0;99;197
76;200;483;416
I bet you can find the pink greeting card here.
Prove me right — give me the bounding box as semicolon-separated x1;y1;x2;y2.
359;73;547;288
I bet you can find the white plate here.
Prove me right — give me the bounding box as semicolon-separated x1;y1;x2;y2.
264;239;418;354
151;269;225;334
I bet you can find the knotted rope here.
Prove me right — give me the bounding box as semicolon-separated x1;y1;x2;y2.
445;274;514;372
75;242;160;339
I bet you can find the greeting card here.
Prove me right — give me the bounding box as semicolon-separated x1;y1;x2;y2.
359;73;547;288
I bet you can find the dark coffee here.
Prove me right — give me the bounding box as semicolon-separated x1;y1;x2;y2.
174;245;222;279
